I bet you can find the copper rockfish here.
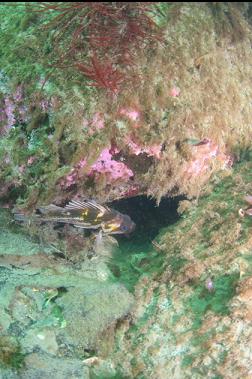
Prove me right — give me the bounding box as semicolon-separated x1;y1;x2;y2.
14;200;136;235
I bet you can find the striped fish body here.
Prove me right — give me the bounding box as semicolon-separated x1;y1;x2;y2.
14;200;135;235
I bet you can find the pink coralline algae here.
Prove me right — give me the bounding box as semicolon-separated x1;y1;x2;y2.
4;97;15;129
90;148;134;181
125;136;162;159
27;156;36;165
182;139;232;180
119;107;141;129
0;86;52;136
92;112;104;130
78;159;87;168
0;97;16;135
60;146;134;189
0;87;28;134
170;87;180;97
64;170;78;188
13;86;23;102
61;159;87;188
119;107;140;122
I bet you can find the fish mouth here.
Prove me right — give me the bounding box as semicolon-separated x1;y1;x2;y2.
106;221;136;235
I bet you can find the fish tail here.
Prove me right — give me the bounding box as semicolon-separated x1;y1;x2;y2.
13;210;38;224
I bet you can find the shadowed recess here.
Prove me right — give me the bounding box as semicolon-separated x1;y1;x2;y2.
108;195;184;291
110;195;183;250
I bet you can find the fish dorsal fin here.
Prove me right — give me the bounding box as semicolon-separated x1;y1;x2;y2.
65;200;88;210
86;200;110;213
65;200;110;215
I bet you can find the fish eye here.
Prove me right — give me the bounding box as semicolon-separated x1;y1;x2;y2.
121;225;128;232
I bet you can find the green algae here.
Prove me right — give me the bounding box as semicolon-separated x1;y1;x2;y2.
182;353;196;368
0;4;45;90
32;304;66;329
187;273;239;330
138;288;160;327
0;337;26;370
90;371;128;379
133;161;252;375
1;3;252;378
110;241;161;292
111;242;186;293
41;288;67;328
2;160;250;379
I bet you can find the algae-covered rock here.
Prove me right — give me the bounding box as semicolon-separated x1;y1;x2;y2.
57;284;134;351
1;2;252;379
0;335;25;372
97;161;252;378
1;3;252;208
0;210;41;256
20;353;90;379
22;328;58;355
0;207;134;378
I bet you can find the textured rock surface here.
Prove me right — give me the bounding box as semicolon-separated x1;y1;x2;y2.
1;3;252;379
1;4;252;208
0;209;133;377
20;353;90;379
57;285;133;350
100;161;252;378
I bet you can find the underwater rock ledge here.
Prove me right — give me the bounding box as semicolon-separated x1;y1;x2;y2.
0;3;252;209
1;2;252;379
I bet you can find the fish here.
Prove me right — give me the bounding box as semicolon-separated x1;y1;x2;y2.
13;199;136;235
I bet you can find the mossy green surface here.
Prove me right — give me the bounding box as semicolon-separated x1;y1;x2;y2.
187;273;239;330
102;159;252;378
0;337;26;370
1;2;252;378
1;2;252;209
1;160;252;378
111;246;163;292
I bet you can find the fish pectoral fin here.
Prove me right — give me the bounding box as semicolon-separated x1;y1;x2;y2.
106;235;119;246
94;229;103;242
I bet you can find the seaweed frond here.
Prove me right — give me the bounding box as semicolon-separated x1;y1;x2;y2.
23;2;162;93
75;56;125;93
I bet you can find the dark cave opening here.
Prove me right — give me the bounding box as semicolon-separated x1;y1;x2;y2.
108;195;185;290
110;195;184;248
